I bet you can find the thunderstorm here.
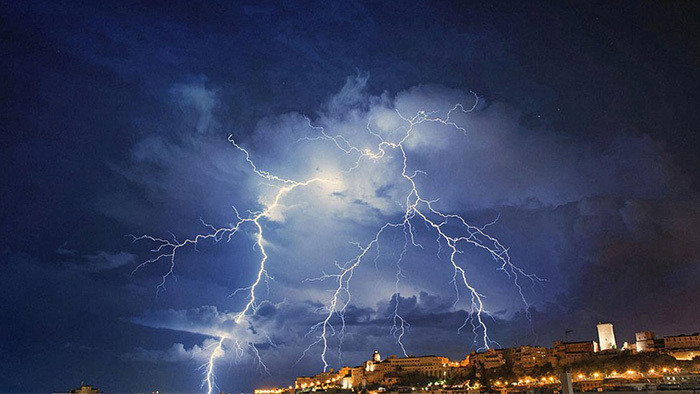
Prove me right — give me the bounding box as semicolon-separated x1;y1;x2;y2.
3;2;699;393
132;96;543;392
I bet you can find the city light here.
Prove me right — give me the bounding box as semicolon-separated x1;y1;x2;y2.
253;389;284;394
277;325;700;393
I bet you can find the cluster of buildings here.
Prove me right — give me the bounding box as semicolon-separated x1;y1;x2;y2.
292;351;460;390
467;323;700;372
272;323;700;392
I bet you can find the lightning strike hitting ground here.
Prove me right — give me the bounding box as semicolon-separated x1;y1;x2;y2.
132;94;543;391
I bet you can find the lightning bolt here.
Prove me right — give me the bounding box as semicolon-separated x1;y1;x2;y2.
200;336;226;394
301;93;544;368
131;138;332;392
390;224;410;358
130;137;330;320
132;92;544;390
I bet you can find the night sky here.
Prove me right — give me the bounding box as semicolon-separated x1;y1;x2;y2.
1;1;699;392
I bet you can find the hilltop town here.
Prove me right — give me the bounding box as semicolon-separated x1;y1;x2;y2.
256;323;700;393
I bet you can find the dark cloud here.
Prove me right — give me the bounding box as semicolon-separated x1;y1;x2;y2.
569;196;700;329
122;342;213;364
60;250;137;272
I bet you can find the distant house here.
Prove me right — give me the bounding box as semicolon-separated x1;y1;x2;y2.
54;383;103;394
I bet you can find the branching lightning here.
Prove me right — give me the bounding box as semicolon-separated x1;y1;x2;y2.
389;225;410;357
299;93;544;369
132;93;544;391
201;336;226;394
131;137;332;392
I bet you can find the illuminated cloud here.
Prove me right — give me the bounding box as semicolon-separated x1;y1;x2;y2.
117;75;676;328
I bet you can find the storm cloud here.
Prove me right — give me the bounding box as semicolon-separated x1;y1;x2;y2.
1;1;698;392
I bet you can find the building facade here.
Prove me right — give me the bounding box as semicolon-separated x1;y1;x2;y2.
516;346;550;369
597;322;617;351
664;333;700;350
552;341;596;366
471;348;508;369
295;367;351;390
383;355;450;377
635;331;656;352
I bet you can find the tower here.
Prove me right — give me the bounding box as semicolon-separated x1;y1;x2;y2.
372;350;381;362
635;331;655;352
597;322;617;351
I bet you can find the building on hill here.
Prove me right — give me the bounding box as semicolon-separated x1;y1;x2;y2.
597;322;617;351
290;325;700;391
663;332;700;360
664;333;700;350
635;331;656;352
54;384;103;394
515;345;551;369
297;352;457;390
552;340;596;366
471;348;509;369
295;367;352;390
383;354;451;377
359;353;454;386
